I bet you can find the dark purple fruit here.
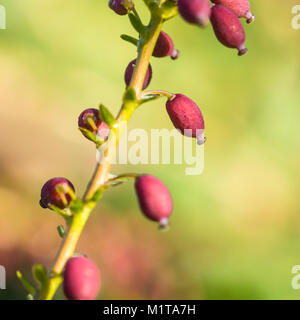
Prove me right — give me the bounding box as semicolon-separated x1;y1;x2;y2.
124;59;152;90
78;108;109;141
40;178;75;209
109;0;133;16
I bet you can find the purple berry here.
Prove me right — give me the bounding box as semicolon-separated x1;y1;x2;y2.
211;0;255;23
109;0;133;16
78;108;109;141
63;256;101;300
153;31;179;59
166;94;206;145
124;59;152;90
210;4;248;56
178;0;212;27
40;178;75;209
135;175;173;228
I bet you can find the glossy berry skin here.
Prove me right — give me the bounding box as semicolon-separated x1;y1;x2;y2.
63;256;101;300
124;59;152;90
153;31;179;59
135;175;173;228
166;94;206;145
109;0;133;16
40;178;75;209
78;108;109;141
178;0;211;27
210;5;248;56
211;0;255;23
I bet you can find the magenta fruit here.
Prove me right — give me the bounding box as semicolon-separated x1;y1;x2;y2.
166;94;206;145
178;0;211;27
153;31;179;59
210;4;248;56
124;59;152;90
108;0;133;16
63;256;101;300
78;108;109;141
211;0;255;23
40;178;75;209
135;175;173;228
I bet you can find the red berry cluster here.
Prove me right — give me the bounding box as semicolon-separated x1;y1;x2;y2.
178;0;255;56
40;111;175;300
29;0;256;301
40;174;173;299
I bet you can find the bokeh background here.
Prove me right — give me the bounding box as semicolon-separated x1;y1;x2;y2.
0;0;300;300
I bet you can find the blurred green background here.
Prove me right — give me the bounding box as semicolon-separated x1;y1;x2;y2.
0;0;300;300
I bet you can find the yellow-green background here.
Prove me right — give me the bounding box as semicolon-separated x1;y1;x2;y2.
0;0;299;299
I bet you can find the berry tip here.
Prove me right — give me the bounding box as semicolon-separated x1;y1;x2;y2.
159;218;170;230
246;13;255;24
171;49;180;60
238;48;248;56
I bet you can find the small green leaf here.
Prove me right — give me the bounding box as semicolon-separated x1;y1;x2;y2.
32;264;48;289
48;205;71;220
144;0;158;10
95;140;105;149
57;225;65;238
79;127;97;143
48;205;64;215
99;104;117;129
16;271;36;295
123;87;137;103
90;188;104;203
120;34;138;46
70;199;84;215
128;12;146;35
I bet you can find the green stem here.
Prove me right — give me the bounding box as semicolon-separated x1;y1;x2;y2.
41;204;94;300
41;11;164;301
130;16;163;98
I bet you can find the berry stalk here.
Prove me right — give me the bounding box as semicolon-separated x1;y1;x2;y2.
41;8;164;301
84;16;163;201
23;0;254;300
129;16;163;97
